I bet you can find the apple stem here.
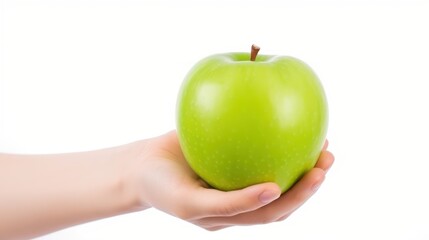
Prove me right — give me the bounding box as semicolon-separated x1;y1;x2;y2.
250;44;260;61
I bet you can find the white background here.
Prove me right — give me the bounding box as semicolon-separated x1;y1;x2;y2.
1;0;429;239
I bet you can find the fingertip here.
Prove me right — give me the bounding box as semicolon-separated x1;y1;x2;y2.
277;168;326;209
307;167;326;182
315;150;335;172
199;182;282;217
259;190;281;204
324;151;335;171
255;182;281;204
327;150;335;164
258;182;282;193
242;182;281;194
310;168;326;192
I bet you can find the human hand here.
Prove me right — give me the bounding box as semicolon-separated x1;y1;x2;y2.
129;130;334;231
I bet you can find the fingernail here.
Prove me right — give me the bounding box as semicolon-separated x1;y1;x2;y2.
312;177;325;192
259;190;280;204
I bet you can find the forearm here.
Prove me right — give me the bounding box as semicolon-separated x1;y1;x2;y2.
0;143;145;240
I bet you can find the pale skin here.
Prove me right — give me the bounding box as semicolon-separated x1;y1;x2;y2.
0;130;334;240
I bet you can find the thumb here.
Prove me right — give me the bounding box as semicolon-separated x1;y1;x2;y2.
190;182;281;218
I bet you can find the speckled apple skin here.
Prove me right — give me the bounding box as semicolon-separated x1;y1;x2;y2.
176;53;328;193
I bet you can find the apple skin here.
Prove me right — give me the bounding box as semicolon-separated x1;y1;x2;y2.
176;52;328;193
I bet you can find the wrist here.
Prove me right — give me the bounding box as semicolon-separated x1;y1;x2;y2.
113;140;152;212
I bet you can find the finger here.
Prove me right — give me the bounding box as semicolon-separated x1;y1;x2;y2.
185;182;281;219
276;168;325;212
262;168;326;221
274;168;327;221
323;139;329;150
315;150;335;172
198;168;326;226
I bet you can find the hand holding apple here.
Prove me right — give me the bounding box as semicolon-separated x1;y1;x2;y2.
134;131;334;230
176;45;328;193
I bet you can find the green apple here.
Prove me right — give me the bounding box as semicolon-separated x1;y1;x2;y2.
176;45;328;193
